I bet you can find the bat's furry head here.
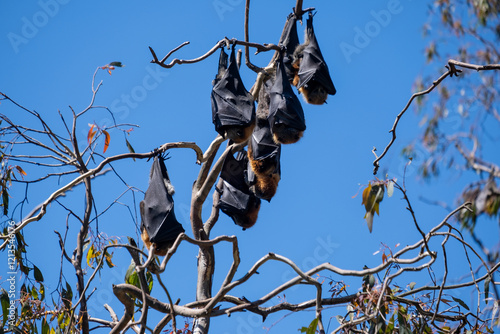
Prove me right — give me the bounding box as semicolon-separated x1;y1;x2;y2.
247;142;278;177
223;122;255;143
231;196;261;229
298;81;329;105
271;123;303;145
250;173;280;202
141;226;174;257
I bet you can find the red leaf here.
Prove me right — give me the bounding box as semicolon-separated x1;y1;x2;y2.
103;130;110;153
15;166;27;176
87;124;97;144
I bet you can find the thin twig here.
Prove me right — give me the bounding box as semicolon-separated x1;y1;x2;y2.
372;60;500;175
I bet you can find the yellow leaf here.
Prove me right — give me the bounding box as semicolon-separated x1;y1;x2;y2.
105;251;115;268
86;244;94;268
102;130;110;153
362;183;372;206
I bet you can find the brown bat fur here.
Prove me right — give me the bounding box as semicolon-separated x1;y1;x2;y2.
291;38;328;105
232;197;260;229
140;226;172;257
247;142;277;177
224;122;255;143
251;173;280;202
272;124;303;145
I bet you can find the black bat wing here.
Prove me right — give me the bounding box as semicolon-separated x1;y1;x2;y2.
268;54;306;131
250;118;281;161
211;46;256;134
297;13;336;95
279;13;300;81
220;149;249;192
219;149;260;216
140;156;184;244
218;180;252;215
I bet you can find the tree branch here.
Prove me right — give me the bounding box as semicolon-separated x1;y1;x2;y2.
372;59;500;175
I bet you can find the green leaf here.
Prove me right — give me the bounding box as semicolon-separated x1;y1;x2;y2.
31;286;38;300
39;283;45;301
2;189;9;215
306;318;318;334
109;61;123;67
19;262;29;275
409;282;416;290
362;272;376;291
400;325;412;334
484;276;491;303
42;318;50;334
0;289;9;327
33;265;44;282
125;260;141;291
385;314;395;334
146;271;154;294
126;139;136;161
125;261;136;283
62;282;73;309
398;309;407;328
452;296;470;311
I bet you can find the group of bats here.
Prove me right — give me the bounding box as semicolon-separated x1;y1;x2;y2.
141;12;336;255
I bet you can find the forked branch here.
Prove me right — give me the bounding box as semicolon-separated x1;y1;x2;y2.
372;60;500;175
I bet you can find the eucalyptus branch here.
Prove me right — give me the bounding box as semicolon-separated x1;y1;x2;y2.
454;139;500;177
0;141;203;249
244;0;262;73
150;38;281;69
194;135;225;192
54;230;73;264
394;182;432;255
372;59;500;175
72;244;147;313
398;260;500;298
203;178;223;237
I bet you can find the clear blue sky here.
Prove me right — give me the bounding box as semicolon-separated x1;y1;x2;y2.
1;1;495;333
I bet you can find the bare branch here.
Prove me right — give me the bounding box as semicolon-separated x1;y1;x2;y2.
150;38;281;69
372;59;500;175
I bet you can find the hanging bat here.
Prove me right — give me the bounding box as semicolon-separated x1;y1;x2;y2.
211;46;256;143
268;54;306;144
246;164;280;202
218;149;261;229
140;155;184;256
248;83;282;177
279;12;300;83
292;12;336;105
